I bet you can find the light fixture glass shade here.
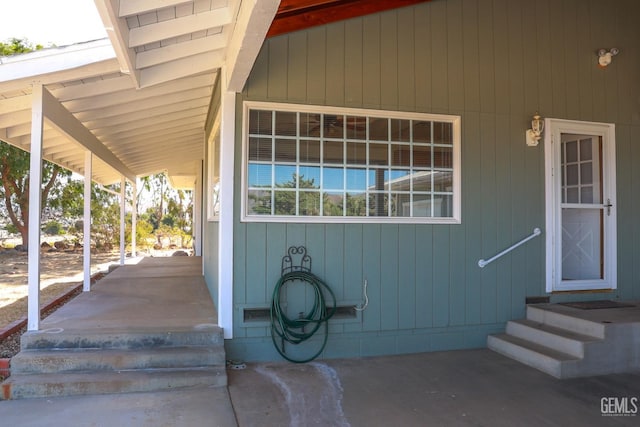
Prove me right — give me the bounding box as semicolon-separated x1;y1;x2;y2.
531;114;544;135
525;112;544;147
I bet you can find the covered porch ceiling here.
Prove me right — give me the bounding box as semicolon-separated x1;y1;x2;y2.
0;0;430;188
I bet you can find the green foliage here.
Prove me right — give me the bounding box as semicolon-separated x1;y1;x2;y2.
61;180;121;250
43;220;63;235
126;216;155;249
0;38;43;56
250;173;350;216
0;141;70;247
161;215;175;227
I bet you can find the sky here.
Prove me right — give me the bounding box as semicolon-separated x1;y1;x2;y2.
0;0;106;47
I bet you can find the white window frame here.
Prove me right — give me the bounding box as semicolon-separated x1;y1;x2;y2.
207;114;221;222
241;101;461;224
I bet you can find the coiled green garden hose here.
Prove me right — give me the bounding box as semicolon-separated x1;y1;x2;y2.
270;270;336;363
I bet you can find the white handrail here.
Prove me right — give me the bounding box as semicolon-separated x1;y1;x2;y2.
478;228;542;268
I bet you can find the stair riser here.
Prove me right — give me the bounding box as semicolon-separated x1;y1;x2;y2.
505;321;585;358
3;370;227;400
487;335;563;378
21;331;223;350
526;306;606;339
10;349;226;375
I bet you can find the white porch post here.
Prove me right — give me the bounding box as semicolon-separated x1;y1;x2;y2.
131;179;137;258
27;83;45;331
83;151;92;292
120;176;126;265
194;160;203;257
218;67;235;339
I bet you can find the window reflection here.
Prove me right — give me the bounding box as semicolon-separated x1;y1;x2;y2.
246;106;457;219
249;110;272;135
323;140;343;164
346;116;367;140
323;167;343;190
248;137;272;162
300;139;320;163
369;117;388;141
323;192;344;216
300;113;321;137
248;164;272;187
275;165;296;186
299;166;321;189
275;139;296;162
346;168;366;191
369;143;388;166
346;141;367;164
275;111;297;136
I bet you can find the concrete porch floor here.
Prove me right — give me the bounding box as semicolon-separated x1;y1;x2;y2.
0;349;638;426
0;259;638;426
33;255;218;330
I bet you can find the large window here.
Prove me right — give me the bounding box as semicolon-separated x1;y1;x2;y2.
242;102;461;223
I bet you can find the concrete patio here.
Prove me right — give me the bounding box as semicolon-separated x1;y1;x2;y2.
0;348;638;426
0;256;638;426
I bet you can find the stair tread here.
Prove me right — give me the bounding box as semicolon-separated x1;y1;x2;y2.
10;345;226;373
3;367;227;399
510;319;602;342
15;346;224;357
490;333;581;361
21;328;223;350
5;366;226;384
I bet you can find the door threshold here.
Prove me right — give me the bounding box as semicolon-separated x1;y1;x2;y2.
551;289;614;295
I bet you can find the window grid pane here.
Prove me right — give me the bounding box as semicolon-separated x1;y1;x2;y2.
246;106;458;219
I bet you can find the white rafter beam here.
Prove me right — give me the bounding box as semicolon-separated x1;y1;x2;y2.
64;74;213;112
93;0;140;87
128;7;232;48
225;0;279;92
41;86;135;182
139;51;223;88
85;107;207;133
0;95;31;115
119;0;193;17
136;34;228;69
51;75;133;101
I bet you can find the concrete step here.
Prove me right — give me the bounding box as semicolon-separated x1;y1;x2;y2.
10;346;226;374
505;319;601;358
20;326;223;350
526;305;606;339
487;334;580;379
2;367;227;400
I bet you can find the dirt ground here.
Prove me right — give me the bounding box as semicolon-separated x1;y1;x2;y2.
0;249;121;330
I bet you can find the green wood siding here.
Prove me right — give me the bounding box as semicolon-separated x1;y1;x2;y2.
224;0;640;361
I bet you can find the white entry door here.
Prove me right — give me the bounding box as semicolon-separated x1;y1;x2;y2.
545;120;617;292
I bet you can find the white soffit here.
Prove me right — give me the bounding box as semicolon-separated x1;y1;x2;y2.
0;41;215;186
0;0;280;187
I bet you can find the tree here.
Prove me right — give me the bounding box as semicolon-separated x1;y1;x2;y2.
0;143;68;249
138;173;193;248
60;179;121;250
0;38;58;250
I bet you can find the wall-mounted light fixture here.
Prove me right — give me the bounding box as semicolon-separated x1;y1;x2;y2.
525;113;544;147
597;48;619;67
